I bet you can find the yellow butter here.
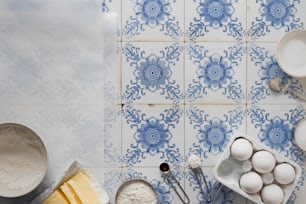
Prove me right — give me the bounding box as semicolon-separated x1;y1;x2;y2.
60;183;80;204
42;170;101;204
67;170;101;204
42;190;69;204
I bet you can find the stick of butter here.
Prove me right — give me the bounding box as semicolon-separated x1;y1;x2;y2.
43;170;102;204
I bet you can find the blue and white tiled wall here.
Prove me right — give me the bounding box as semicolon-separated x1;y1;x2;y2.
102;0;306;203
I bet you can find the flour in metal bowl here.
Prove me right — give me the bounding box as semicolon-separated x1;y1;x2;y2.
116;179;157;204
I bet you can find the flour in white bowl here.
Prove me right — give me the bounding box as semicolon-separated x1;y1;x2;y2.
0;124;47;197
116;180;157;204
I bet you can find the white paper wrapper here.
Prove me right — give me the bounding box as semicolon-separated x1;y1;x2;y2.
30;161;110;204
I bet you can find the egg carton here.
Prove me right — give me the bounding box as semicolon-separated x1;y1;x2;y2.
213;134;302;204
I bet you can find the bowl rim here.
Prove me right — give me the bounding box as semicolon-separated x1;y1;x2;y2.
276;29;306;78
294;118;306;151
0;122;48;198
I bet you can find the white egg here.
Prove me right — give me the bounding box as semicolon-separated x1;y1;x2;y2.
239;171;263;194
261;184;284;204
274;163;296;185
230;138;253;161
252;150;276;173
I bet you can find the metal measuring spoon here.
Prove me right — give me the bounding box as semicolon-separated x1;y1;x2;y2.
268;77;306;101
160;163;190;204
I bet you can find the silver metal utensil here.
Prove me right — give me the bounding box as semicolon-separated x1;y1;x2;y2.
160;163;190;204
268;77;306;101
188;155;212;202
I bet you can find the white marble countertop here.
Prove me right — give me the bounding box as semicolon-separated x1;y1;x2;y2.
0;1;105;203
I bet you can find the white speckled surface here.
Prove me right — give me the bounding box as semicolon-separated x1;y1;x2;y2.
0;1;104;203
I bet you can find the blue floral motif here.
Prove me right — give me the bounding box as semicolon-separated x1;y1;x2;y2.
250;0;304;39
102;0;112;13
136;118;171;154
152;180;174;204
262;117;293;151
187;43;244;103
199;119;231;152
137;55;171;91
123;43;183;103
189;0;245;40
123;0;182;39
248;106;305;154
187;106;244;157
248;44;302;103
123;105;182;165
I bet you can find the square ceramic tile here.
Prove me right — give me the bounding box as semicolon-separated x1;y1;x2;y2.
185;42;247;104
122;42;184;104
122;166;185;204
103;168;122;203
247;0;306;41
122;0;184;41
185;0;247;42
121;104;184;167
246;104;305;155
104;104;122;167
247;42;306;104
185;166;247;204
246;104;306;203
185;104;247;166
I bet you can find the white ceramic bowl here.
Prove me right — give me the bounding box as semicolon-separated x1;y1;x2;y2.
294;119;306;151
0;123;48;198
277;30;306;78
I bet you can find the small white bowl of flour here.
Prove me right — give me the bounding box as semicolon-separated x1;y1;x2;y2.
0;123;48;197
115;179;158;204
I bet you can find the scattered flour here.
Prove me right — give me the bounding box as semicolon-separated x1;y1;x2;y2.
188;154;201;169
116;180;157;204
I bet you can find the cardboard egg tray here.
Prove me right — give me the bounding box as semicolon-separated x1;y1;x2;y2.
213;134;302;204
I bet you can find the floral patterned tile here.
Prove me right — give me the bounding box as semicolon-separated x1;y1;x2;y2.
185;104;247;166
122;0;184;42
122;42;184;104
185;42;247;104
247;0;306;42
104;42;122;105
246;104;306;203
185;0;247;42
103;167;122;203
185;166;247;204
121;104;185;167
104;104;122;168
246;42;306;104
122;166;185;204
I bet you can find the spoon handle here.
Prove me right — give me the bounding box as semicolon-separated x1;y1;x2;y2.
289;90;306;102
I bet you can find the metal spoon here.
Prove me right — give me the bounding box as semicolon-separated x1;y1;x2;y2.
268;77;306;101
160;163;190;204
